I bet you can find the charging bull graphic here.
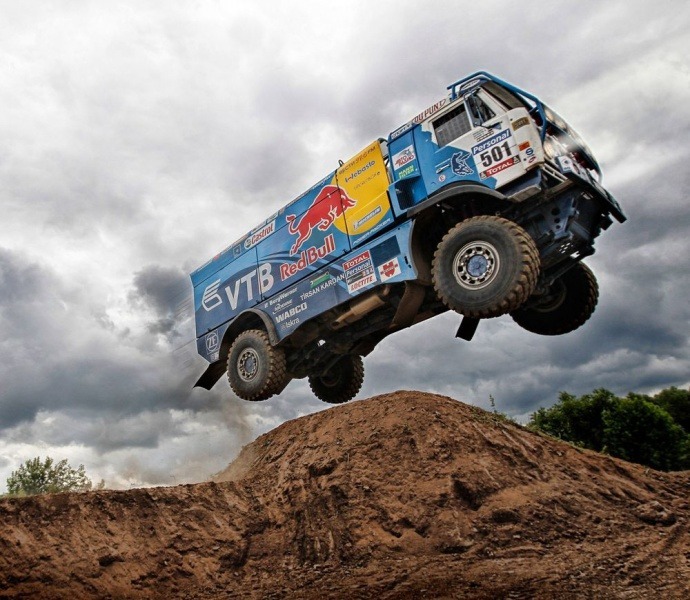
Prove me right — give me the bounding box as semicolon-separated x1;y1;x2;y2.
286;185;357;255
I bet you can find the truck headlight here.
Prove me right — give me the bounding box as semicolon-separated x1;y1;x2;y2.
543;138;558;159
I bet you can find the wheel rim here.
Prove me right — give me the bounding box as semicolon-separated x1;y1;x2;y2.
237;348;260;382
532;280;567;313
320;364;343;388
453;241;500;290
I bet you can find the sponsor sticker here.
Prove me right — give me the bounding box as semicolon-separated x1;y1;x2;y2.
480;155;520;179
354;206;382;231
472;129;512;155
451;150;474;177
280;234;336;281
396;164;416;179
244;220;276;249
377;257;401;282
512;116;530;131
344;250;377;294
205;331;219;353
392;145;416;170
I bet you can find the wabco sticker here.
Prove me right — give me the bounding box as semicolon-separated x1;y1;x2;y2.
393;145;416;170
377;258;401;282
451;150;474;177
344;250;377;294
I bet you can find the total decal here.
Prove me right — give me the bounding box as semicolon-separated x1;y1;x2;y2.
343;250;377;294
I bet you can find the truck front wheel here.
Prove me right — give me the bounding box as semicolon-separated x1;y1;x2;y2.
309;355;364;404
510;262;599;335
432;216;540;319
227;330;288;401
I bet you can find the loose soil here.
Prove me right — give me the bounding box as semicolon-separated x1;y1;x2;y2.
1;391;689;598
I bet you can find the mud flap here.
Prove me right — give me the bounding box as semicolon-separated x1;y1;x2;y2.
194;361;227;390
456;316;480;341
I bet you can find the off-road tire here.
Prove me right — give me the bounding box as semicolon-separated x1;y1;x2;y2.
432;216;540;319
510;262;599;335
309;355;364;404
227;330;288;401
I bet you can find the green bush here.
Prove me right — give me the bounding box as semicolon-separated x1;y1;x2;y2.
6;456;93;496
529;387;690;471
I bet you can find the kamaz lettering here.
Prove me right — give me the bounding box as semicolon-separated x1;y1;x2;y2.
191;71;626;407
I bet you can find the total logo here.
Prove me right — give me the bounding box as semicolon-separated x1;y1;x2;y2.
285;185;356;255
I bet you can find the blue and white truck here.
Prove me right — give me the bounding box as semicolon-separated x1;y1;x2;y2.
190;71;626;404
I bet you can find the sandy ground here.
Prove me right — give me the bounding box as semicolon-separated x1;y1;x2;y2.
1;390;689;598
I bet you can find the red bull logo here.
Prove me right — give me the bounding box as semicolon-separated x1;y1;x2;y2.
280;234;335;281
285;185;356;255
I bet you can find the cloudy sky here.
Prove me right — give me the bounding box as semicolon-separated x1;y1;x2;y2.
1;0;689;490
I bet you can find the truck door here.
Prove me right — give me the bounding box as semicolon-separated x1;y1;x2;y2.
415;91;523;194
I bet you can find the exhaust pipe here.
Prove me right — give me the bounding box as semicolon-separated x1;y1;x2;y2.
331;286;390;329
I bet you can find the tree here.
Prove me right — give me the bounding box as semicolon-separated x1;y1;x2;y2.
529;387;690;471
6;456;93;496
649;387;690;433
529;388;616;450
601;396;687;471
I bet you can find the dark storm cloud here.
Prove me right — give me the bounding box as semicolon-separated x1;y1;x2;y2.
0;248;201;438
129;264;192;342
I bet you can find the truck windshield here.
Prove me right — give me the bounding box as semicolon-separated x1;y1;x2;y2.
482;81;532;112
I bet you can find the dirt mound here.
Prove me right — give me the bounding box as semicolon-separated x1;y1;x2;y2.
1;391;689;598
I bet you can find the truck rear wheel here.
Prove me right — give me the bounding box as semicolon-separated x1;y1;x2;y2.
432;216;540;319
227;330;288;401
510;262;599;335
309;355;364;404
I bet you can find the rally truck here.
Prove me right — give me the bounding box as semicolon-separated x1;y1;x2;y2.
190;71;625;404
